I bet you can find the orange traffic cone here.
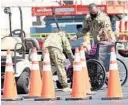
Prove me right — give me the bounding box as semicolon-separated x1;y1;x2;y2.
35;48;60;101
118;35;128;42
2;50;22;101
66;48;91;100
102;46;124;100
80;46;92;95
24;47;42;99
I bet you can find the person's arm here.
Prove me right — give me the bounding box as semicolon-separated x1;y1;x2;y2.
76;17;89;38
65;32;76;41
61;35;74;65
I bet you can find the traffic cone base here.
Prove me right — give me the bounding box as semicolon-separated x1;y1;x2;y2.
23;96;40;99
1;97;23;101
35;97;61;101
65;96;92;101
102;97;126;100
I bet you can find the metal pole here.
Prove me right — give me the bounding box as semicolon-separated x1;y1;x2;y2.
18;7;23;36
18;7;24;40
4;7;12;35
9;13;12;35
51;7;60;31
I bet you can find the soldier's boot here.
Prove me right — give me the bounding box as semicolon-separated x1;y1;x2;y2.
62;87;72;92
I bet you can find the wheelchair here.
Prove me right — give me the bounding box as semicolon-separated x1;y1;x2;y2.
86;42;128;91
65;42;128;91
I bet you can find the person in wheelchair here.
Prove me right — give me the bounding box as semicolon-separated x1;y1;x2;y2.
84;28;116;90
82;28;128;90
87;28;116;57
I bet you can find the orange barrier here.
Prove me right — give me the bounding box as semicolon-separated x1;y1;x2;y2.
35;48;60;101
116;21;128;34
24;47;42;99
115;20;128;41
118;35;128;42
66;48;91;100
2;50;22;101
102;47;124;100
80;46;92;95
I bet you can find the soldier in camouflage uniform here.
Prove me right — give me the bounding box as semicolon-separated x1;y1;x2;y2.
43;31;74;92
56;29;75;41
76;3;116;44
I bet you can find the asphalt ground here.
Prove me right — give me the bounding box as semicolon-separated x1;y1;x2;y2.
1;54;128;105
1;83;128;105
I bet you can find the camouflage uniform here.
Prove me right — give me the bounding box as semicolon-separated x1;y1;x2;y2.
43;31;74;88
77;11;115;44
62;31;74;40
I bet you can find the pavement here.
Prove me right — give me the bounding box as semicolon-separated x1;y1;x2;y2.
1;76;128;105
1;55;128;105
1;84;128;105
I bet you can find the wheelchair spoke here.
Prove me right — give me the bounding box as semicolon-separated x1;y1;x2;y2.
87;59;106;91
117;58;128;86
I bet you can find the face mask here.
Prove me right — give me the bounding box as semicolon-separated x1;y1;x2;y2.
90;13;98;18
78;28;82;32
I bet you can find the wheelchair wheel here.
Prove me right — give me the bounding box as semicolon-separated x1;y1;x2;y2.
105;58;128;86
87;59;106;91
117;58;128;86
